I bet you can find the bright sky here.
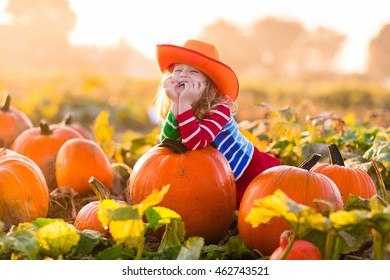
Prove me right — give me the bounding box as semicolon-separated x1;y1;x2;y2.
1;0;390;73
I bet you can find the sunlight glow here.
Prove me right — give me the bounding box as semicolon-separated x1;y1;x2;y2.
1;0;390;73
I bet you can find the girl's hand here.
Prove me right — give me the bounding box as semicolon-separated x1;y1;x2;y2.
163;76;180;102
180;81;206;106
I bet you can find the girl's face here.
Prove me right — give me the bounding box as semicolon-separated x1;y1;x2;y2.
171;64;208;94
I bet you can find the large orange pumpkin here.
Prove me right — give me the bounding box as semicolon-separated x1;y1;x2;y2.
0;93;33;148
127;139;236;244
310;144;377;201
55;138;113;195
74;176;126;234
11;120;82;190
0;148;49;230
238;154;343;256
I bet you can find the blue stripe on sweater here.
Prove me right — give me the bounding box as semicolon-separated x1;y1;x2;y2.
212;116;254;179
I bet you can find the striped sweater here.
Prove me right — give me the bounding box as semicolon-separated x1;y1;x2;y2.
160;103;254;179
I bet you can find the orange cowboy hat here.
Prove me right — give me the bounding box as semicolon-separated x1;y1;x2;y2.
156;39;239;101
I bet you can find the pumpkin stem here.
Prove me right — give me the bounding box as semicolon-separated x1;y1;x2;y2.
328;144;345;166
88;176;112;201
158;138;188;154
40;120;53;135
61;112;74;125
299;153;321;170
1;92;11;112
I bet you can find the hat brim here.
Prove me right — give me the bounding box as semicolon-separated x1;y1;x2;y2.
156;44;239;101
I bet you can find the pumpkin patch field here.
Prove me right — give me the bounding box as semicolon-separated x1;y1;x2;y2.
1;74;390;260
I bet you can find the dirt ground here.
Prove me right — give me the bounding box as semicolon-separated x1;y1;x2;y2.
47;170;128;223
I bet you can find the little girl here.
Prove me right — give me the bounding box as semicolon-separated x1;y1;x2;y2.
154;39;280;207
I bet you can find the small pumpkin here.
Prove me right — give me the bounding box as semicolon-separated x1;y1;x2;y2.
127;139;236;244
60;112;94;140
11;120;82;190
56;138;113;195
310;143;377;201
74;176;125;233
238;154;343;256
0;93;33;148
0;148;49;230
270;230;322;260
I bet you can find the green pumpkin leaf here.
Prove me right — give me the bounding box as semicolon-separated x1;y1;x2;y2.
74;230;105;255
343;195;371;211
96;244;135;260
363;140;390;166
368;199;390;236
158;219;186;257
1;225;41;260
202;235;255;260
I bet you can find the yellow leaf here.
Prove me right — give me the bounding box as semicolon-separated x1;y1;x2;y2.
92;111;114;155
329;210;368;229
305;213;329;231
109;219;145;248
98;199;124;228
245;189;326;234
253;189;290;213
38;221;80;257
136;185;170;216
240;129;259;146
152;206;181;225
245;207;279;228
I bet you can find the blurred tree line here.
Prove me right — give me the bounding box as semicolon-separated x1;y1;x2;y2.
0;0;390;80
0;0;156;77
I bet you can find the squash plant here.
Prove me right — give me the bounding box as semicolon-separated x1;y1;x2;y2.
245;189;390;259
238;154;344;256
0;184;191;260
73;177;126;234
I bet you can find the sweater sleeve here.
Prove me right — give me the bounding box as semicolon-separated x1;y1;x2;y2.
176;103;231;150
160;110;181;141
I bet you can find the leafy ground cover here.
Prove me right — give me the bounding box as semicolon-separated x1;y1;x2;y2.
1;103;389;260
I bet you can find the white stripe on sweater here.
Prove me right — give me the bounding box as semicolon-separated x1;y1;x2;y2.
179;116;196;126
199;124;215;139
182;127;201;143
